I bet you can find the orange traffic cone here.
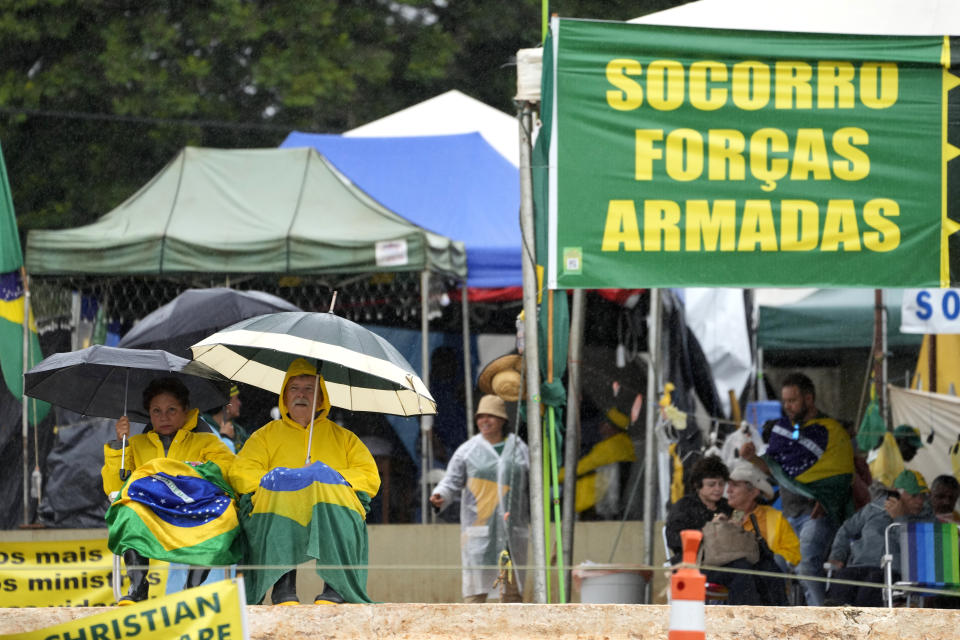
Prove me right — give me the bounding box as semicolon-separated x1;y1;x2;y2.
668;529;706;640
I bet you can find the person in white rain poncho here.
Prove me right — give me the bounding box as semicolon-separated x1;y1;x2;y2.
430;395;530;602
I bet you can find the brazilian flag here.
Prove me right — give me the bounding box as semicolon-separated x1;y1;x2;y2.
241;461;373;604
105;459;242;566
763;415;855;525
0;141;46;423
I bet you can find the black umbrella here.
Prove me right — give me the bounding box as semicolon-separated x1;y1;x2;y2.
117;287;301;358
23;345;231;424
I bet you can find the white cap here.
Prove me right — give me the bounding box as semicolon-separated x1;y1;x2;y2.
729;461;774;501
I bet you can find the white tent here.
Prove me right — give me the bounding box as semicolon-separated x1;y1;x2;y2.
889;385;958;481
345;89;519;167
631;0;960;34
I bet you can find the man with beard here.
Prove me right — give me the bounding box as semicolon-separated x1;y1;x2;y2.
740;372;854;606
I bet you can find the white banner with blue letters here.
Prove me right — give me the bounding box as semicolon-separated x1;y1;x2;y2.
901;289;960;334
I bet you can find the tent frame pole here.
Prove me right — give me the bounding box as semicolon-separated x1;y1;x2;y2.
21;270;29;526
462;284;474;438
420;270;433;524
519;101;547;603
561;289;585;585
641;288;661;603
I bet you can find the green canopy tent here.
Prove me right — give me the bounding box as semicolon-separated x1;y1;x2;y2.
758;289;923;350
26;146;464;277
25;146;467;522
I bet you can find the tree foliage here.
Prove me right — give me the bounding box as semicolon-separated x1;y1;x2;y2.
0;0;691;231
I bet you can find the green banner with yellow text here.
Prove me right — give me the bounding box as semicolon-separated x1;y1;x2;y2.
542;18;960;288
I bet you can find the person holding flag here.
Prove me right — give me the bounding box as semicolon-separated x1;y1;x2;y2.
228;358;380;605
102;376;239;605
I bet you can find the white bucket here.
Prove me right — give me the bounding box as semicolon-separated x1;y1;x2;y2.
579;571;644;604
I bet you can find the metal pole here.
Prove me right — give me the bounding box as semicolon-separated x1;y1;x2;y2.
561;289;585;582
519;102;547;603
758;347;765;399
641;288;661;603
881;290;889;421
70;290;80;351
419;270;433;524
929;334;938;394
21;269;29;526
461;284;475;438
747;289;761;402
872;289;885;418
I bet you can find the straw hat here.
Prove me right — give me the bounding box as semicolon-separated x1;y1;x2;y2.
477;353;524;402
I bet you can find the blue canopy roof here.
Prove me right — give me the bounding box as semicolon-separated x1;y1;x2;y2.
280;131;521;288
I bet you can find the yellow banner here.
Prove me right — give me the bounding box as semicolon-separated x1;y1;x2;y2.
0;539;168;607
0;578;247;640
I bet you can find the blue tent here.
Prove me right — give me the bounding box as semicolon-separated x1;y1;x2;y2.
280;131;521;288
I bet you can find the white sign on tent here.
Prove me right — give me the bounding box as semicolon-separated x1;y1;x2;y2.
901;289;960;334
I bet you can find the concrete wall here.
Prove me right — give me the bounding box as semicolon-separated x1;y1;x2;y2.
0;520;664;604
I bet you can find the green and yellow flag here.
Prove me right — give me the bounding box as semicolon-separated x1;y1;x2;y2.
0;141;46;422
240;460;373;605
763;415;855;525
106;458;243;567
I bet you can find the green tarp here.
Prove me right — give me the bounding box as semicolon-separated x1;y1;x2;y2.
25;147;466;279
757;289;923;350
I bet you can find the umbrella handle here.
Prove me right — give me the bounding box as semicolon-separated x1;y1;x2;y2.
305;373;319;465
119;434;130;482
119;370;130;481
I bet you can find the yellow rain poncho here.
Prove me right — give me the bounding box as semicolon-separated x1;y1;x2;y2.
101;408;235;495
228;358;380;604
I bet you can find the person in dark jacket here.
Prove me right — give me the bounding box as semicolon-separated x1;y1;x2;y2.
665;455;732;556
665;455;785;605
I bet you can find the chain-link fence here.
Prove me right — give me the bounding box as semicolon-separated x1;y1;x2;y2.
22;271;523;529
29;271;468;341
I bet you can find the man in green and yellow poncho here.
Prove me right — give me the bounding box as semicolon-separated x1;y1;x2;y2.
228;358;380;605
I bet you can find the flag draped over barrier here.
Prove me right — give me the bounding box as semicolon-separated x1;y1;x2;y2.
539;19;960;289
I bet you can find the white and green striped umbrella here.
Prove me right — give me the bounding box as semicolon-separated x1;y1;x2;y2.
190;312;435;416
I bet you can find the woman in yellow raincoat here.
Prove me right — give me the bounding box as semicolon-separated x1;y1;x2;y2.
102;376;237;605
